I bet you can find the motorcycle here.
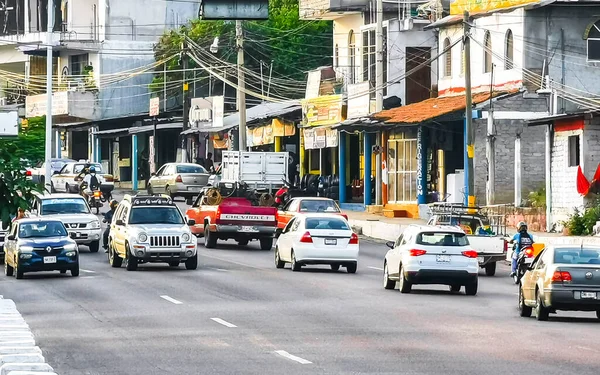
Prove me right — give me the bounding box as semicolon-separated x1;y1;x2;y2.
81;182;103;215
513;245;535;284
274;178;311;208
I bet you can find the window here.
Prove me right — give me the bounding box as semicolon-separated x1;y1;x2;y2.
443;38;452;77
387;136;418;202
585;20;600;61
129;207;183;225
504;29;514;70
305;217;349;230
568;135;580;167
70;54;89;77
40;198;89;215
348;30;356;84
554;248;600;265
416;232;469;247
484;31;492;73
176;165;207;174
362;26;388;98
309;149;320;171
18;221;67;239
299;199;340;213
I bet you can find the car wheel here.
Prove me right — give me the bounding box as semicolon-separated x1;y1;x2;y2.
346;262;357;274
5;259;14;277
519;285;532;317
465;279;478;296
50;182;56;193
109;243;123;268
259;238;273;251
71;266;80;277
237;239;249;246
535;290;550;321
485;262;497;276
383;263;395;290
274;247;285;269
596;310;600;320
449;284;461;294
65;183;71;193
169;261;179;267
185;255;198;270
15;259;23;280
126;247;138;271
89;241;100;253
60;270;67;274
398;264;412;294
330;264;340;272
204;225;217;248
166;186;174;199
291;251;301;272
147;184;153;195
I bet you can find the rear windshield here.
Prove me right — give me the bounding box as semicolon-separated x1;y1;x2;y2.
74;164;103;174
177;165;207;174
416;232;469;246
554;248;600;265
299;200;340;213
305;217;349;230
19;222;67;238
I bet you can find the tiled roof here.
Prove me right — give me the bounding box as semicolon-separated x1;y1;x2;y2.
374;92;506;124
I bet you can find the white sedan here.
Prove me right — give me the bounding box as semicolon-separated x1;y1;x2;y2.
274;213;359;273
383;225;479;295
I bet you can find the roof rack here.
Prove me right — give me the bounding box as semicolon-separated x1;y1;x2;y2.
429;203;482;215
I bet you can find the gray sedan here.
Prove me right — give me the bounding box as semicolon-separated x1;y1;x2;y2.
519;245;600;321
147;163;210;201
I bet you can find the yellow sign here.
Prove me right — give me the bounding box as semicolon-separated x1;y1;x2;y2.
450;0;540;15
302;95;343;127
118;158;131;167
272;118;296;137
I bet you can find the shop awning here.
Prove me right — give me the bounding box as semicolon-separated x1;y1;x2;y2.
129;122;183;134
333;118;386;132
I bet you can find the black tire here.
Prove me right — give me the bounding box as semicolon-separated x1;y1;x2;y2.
169;261;180;267
147;184;153;195
291;251;301;272
596;310;600;320
346;262;357;274
71;266;79;277
330;264;340;271
50;182;56;193
274;248;285;269
185;255;198;270
485;262;497;276
5;259;14;277
237;239;249;246
465;279;478;296
166;186;174;198
204;225;217;248
519;286;532;317
259;238;273;251
15;261;23;280
60;270;67;274
126;247;138;271
398;264;412;293
449;284;461;293
109;243;123;268
535;290;550;321
89;241;100;253
94;204;100;215
383;263;395;290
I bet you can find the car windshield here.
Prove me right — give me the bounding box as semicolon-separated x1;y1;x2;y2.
554;248;600;264
41;198;90;215
177;165;207;174
129;207;184;225
437;215;489;235
417;232;469;246
19;222;67;238
51;160;70;169
73;164;103;174
299;200;340;213
305;217;349;230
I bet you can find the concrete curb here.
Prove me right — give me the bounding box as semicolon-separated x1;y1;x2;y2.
0;297;57;375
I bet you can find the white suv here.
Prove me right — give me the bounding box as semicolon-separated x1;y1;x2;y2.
382;225;479;295
108;194;197;271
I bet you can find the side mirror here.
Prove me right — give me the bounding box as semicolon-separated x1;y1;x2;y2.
187;219;196;226
151;172;156;177
7;235;15;241
52;171;60;175
115;219;125;226
386;241;395;249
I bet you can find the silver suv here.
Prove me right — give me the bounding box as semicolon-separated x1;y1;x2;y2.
107;194;198;271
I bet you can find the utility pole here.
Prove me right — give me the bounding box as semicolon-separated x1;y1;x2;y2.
44;0;54;191
463;11;475;208
236;20;247;152
375;0;383;205
181;39;190;162
486;64;495;206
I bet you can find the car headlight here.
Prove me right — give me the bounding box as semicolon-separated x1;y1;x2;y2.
19;246;34;253
182;233;191;243
90;220;101;229
138;233;148;243
64;243;78;251
65;251;77;257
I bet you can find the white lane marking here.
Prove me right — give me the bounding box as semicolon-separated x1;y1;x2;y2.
274;350;312;365
368;266;384;271
81;276;97;279
160;295;183;305
80;269;96;273
211;318;237;328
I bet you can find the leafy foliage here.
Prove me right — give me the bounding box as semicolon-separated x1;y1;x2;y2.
564;200;600;236
525;187;546;209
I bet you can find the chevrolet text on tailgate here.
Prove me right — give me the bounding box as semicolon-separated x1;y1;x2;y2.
186;185;278;250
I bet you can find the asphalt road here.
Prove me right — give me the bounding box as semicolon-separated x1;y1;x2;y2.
2;196;600;375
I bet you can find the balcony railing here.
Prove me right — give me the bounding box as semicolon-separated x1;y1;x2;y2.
299;0;369;19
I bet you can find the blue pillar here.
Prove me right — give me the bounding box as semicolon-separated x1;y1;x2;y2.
417;126;427;205
364;132;372;206
339;132;347;204
132;134;138;191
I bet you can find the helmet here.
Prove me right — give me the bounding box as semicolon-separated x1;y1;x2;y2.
89;166;96;173
517;221;528;231
109;200;118;210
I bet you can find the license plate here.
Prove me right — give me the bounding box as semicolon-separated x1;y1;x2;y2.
325;238;337;245
524;257;534;264
239;226;258;233
477;256;484;263
581;291;597;299
436;255;451;263
189;187;201;192
43;256;56;264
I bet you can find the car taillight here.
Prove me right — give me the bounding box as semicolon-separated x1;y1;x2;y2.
409;249;427;256
524;247;534;257
552;271;572;283
25;170;32;176
300;232;313;243
93;191;101;198
503;239;508;253
349;232;359;244
176;175;183;183
462;250;478;258
341;214;348;220
215;206;222;221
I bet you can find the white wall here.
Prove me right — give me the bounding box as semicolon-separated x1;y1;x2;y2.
551;129;583;225
438;9;525;96
333;13;364;88
67;0;100;40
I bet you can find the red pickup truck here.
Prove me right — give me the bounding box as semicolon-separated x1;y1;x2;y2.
186;196;277;250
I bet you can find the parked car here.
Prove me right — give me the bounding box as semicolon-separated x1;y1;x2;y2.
383;225;479;295
519;246;600;321
50;162;114;194
26;158;75;185
0;222;9;264
274;213;359;273
147;163;210;201
276;197;348;231
3;218;79;279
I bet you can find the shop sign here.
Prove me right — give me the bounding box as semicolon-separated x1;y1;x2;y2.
303;127;338;150
416;127;425;203
450;0;540;15
272;118;296;137
302;95;343;127
26;91;69;118
305;70;322;99
347;82;370;119
149;97;160;117
212;95;224;128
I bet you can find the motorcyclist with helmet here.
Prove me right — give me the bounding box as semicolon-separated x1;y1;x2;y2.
102;199;119;253
80;166;104;200
510;221;534;277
